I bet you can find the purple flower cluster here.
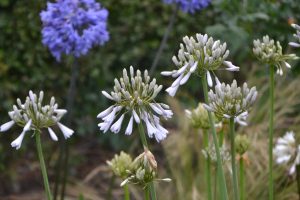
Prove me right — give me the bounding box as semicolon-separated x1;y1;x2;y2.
40;0;109;62
162;0;210;14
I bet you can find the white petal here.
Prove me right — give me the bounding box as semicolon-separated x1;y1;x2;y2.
189;61;198;73
171;73;184;88
0;121;15;132
103;107;118;122
29;90;35;103
161;71;173;76
110;114;125;133
203;34;208;44
23;119;32;132
57;122;74;139
206;71;213;87
215;76;221;90
166;85;180;97
102;91;114;100
11;131;26;150
132;110;140;123
203;104;215;112
54;109;67;114
177;63;189;75
223;114;231;118
48;127;58;141
289;42;300;48
289;164;296;175
226;67;240;71
149;103;163;115
125;116;134;135
180;72;191;85
285;62;291;68
97;106;114;118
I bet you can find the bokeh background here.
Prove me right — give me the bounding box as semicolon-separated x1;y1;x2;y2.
1;0;300;199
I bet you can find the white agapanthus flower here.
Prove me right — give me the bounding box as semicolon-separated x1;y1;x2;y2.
161;33;239;97
289;24;300;48
0;90;74;150
98;66;173;142
274;131;300;175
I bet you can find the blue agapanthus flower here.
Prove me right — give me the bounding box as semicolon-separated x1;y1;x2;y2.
40;0;109;62
162;0;210;14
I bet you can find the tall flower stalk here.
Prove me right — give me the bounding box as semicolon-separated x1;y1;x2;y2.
253;35;298;199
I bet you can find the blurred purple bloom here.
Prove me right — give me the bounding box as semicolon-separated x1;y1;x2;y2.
162;0;210;14
40;0;109;62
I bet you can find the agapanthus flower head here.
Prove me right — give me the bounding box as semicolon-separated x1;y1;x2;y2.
202;145;231;167
235;135;250;155
289;24;300;48
40;0;109;62
121;146;171;186
203;80;258;120
98;66;173;142
274;131;300;175
161;34;239;97
185;102;219;130
106;151;135;179
253;35;299;75
162;0;211;14
0;90;74;150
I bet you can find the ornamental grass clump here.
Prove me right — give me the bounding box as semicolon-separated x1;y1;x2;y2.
0;90;74;200
98;66;173;142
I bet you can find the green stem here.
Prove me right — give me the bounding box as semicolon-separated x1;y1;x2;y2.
219;127;224;147
145;184;150;200
203;130;212;200
106;174;115;200
124;183;130;200
36;131;52;200
269;65;274;200
296;164;300;199
240;158;245;200
230;118;240;200
137;119;157;200
214;168;218;200
201;72;229;200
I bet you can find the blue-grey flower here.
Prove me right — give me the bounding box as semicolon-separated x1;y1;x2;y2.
40;0;109;61
162;0;211;14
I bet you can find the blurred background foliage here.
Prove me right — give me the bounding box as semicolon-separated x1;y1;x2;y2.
1;0;300;199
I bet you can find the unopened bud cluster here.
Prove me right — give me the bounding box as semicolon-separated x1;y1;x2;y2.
204;80;258;119
10;90;66;131
235;135;250;155
106;151;135;178
253;35;298;75
185;102;218;130
202;145;231;167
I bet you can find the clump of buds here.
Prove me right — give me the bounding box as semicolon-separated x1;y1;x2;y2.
202;145;231;167
235;135;250;155
106;151;135;179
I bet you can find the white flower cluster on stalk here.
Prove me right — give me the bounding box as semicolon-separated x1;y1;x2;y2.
161;33;239;97
289;24;300;48
0;90;74;150
203;80;257;120
98;66;173;142
253;35;299;75
202;145;231;167
274;131;300;175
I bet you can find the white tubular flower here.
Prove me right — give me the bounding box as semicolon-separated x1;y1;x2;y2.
1;90;73;150
253;35;299;75
57;122;74;139
290;24;300;48
234;114;247;126
273;131;300;175
98;66;172;142
161;33;239;96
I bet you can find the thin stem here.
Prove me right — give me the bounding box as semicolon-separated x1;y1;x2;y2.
203;130;212;200
145;185;150;200
296;164;300;199
124;183;130;200
36;130;52;200
201;72;229;200
149;4;179;76
214;168;218;200
137;119;157;200
269;65;274;200
219;127;224;147
106;174;115;200
240;158;245;200
61;56;79;200
230;118;240;200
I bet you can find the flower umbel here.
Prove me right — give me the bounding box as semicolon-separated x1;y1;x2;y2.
202;145;231;168
289;24;300;48
98;66;173;142
162;0;211;14
203;80;258;120
253;35;298;75
0;90;74;150
40;0;109;62
161;33;239;97
235;135;250;155
274;131;300;175
106;151;135;179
